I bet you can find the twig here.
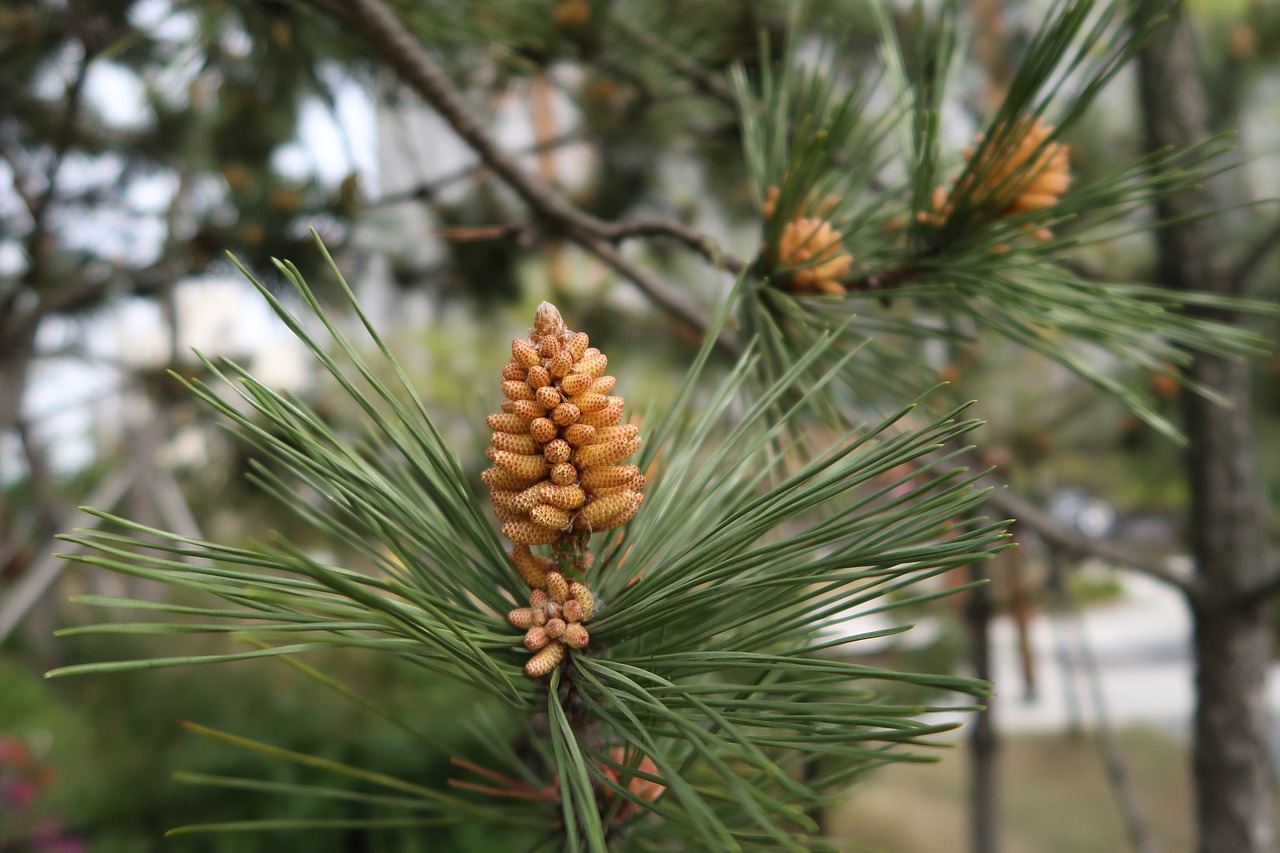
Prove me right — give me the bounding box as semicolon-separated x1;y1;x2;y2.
21;37;95;293
846;261;921;294
985;471;1195;597
600;218;746;274
438;225;529;242
15;418;62;536
569;230;738;357
922;446;1198;598
0;145;39;220
323;0;610;236
964;554;998;853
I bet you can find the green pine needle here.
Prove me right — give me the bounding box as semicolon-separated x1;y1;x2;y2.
56;235;1006;847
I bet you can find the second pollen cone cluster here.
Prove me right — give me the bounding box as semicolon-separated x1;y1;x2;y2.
922;116;1071;241
485;302;646;545
763;186;853;296
506;551;595;677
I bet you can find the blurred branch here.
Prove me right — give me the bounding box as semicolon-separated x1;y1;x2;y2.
612;17;739;105
1226;215;1280;296
923;446;1198;597
15;417;61;536
1042;541;1158;853
438;224;531;242
313;0;609;235
0;145;39;221
570;230;738;356
603;218;746;273
34;260;173;322
983;467;1196;597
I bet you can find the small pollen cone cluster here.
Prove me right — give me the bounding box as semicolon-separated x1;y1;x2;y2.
487;302;647;676
506;550;596;677
920;117;1071;241
763;186;853;295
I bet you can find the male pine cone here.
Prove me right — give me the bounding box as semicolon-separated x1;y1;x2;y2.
484;301;646;546
922;116;1070;241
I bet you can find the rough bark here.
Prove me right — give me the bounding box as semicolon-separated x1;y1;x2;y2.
1136;5;1276;852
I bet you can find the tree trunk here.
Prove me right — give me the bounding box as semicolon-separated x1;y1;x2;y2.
1136;6;1276;852
967;559;998;853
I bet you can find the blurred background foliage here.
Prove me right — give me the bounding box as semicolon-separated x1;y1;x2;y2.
1;0;1278;850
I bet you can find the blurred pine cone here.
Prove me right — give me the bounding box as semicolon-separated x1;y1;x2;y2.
923;116;1071;241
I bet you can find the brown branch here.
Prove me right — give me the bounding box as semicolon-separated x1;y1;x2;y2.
599;218;745;273
23;37;95;288
1041;541;1159;853
311;0;743;345
846;261;921;294
438;225;529;242
988;477;1196;596
0;146;39;221
322;0;610;237
923;446;1199;598
568;230;738;357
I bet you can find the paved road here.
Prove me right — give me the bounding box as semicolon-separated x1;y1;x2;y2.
980;569;1280;742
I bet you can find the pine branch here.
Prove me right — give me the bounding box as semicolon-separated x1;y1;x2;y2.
594;218;747;274
967;456;1196;597
569;231;738;357
316;0;603;234
310;0;739;345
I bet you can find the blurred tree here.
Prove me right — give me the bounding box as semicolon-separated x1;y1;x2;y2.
1138;4;1278;852
0;0;362;637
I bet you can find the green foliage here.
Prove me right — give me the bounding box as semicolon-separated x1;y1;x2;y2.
2;644;520;852
731;0;1276;442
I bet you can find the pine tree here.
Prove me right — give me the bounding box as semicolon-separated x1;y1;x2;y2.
45;1;1279;850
